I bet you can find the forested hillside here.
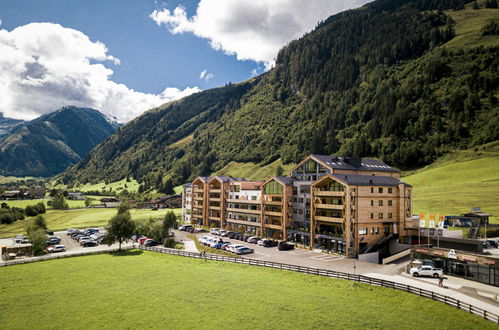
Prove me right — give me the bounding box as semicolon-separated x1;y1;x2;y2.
59;0;499;192
0;106;119;177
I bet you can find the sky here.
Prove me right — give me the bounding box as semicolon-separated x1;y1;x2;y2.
0;0;371;122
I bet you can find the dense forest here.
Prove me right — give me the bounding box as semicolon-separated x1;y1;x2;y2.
59;0;499;192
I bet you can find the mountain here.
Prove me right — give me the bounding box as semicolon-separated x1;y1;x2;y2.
0;114;25;140
0;106;119;177
59;0;499;190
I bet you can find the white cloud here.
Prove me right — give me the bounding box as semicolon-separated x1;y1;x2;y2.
250;69;258;77
0;23;200;122
151;0;372;69
199;68;213;82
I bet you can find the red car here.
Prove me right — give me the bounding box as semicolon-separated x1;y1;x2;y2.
138;237;150;244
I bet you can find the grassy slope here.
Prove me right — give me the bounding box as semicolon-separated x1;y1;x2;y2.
0;208;181;238
444;8;499;49
403;142;499;223
0;175;39;183
0;251;491;329
213;158;296;181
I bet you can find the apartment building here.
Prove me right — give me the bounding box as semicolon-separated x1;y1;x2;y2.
182;154;416;257
181;183;192;224
226;181;263;235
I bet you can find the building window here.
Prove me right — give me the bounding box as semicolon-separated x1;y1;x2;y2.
370;213;374;219
359;228;367;235
370;227;374;234
293;209;297;214
370;200;373;206
378;200;383;206
293;187;298;194
371;187;374;193
388;213;393;219
299;209;303;214
293;197;297;202
251;196;257;201
298;198;303;203
375;227;379;234
388;200;392;206
378;187;383;193
388;188;393;193
378;213;383;219
264;181;283;194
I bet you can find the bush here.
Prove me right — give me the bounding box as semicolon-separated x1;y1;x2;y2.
163;238;177;248
34;202;46;214
25;205;37;217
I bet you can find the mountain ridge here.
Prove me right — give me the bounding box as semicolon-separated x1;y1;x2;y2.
0;106;119;177
59;0;499;190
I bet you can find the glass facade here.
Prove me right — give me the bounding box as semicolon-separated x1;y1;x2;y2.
264;181;283;194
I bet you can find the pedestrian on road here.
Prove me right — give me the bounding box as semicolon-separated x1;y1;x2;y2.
438;276;444;288
201;250;206;260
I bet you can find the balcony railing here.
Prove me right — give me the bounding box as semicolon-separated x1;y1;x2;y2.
315;215;344;223
314;190;344;197
227;208;261;215
315;204;344;210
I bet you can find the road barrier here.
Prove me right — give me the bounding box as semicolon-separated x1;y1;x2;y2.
139;245;499;325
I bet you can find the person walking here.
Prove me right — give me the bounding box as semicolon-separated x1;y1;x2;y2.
438;275;444;288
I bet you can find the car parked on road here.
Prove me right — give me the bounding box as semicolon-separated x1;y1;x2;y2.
247;236;261;244
46;236;61;245
145;239;159;247
47;245;65;253
409;266;443;278
66;228;77;235
82;241;98;247
79;237;92;245
210;228;221;235
14;238;29;244
179;225;193;231
219;230;227;236
215;241;231;249
234;246;254;255
258;239;278;247
277;241;295;251
226;244;245;253
138;237;150;244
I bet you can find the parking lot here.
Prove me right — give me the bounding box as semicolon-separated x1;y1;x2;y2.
174;228;402;276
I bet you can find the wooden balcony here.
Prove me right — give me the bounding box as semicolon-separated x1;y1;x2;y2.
209;216;221;221
192;195;204;200
315;204;344;210
314;190;345;197
193;188;203;193
208;206;221;211
263;223;283;230
209;188;221;193
264;211;283;217
226;219;261;227
226;198;261;204
315;215;344;224
264;200;283;206
227;208;261;215
192;204;203;209
208;197;221;202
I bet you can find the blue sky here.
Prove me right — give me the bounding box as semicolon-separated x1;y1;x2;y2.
0;0;258;94
0;0;370;121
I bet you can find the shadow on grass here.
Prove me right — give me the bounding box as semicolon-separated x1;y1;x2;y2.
109;249;144;257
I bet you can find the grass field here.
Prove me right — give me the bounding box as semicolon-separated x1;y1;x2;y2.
0;175;40;183
403;143;499;224
0;251;491;329
213;158;296;181
1;198;88;209
444;8;499;49
0;208;181;238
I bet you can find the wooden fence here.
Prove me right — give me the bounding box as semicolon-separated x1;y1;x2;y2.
140;245;499;324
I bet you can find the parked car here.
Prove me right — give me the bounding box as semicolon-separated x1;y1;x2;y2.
409;266;443;278
138;237;150;244
219;230;227;237
14;238;29;244
179;225;192;231
247;236;261;244
145;239;159;247
46;230;54;236
199;236;212;246
210;228;221;235
208;237;223;248
47;245;65;253
66;228;77;235
187;227;196;233
226;244;245;253
97;236;108;244
82;241;98;247
79;237;92;245
226;231;237;239
277;241;295;251
215;241;231;249
74;234;86;241
193;228;206;233
235;246;254;255
46;236;61;245
484;240;498;248
258;239;278;247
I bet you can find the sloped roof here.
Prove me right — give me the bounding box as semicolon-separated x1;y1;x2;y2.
238;181;264;190
311;155;400;173
273;176;294;186
331;174;411;187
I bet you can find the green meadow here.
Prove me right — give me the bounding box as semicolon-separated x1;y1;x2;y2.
403;143;499;223
0;208;181;238
0;251;491;329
